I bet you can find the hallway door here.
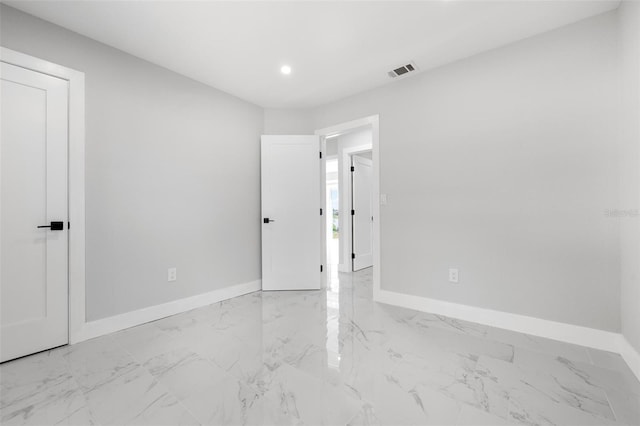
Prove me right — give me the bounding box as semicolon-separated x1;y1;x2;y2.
352;155;373;271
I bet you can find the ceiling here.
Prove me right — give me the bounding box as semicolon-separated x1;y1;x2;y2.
5;1;620;109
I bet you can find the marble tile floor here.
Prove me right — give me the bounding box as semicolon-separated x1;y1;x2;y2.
1;267;639;426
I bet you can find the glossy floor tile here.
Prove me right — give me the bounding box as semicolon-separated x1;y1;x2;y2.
1;267;638;425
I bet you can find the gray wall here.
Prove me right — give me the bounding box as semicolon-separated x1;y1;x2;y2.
618;1;640;352
263;108;314;135
2;4;631;334
305;11;621;331
1;5;264;321
326;139;338;158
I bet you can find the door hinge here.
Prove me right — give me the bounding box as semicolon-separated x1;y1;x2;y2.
320;265;323;272
319;152;322;159
352;253;356;259
320;208;323;215
351;166;355;172
68;221;71;229
351;209;355;215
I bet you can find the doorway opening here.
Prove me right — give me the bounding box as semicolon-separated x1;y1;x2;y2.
321;124;375;276
325;158;340;267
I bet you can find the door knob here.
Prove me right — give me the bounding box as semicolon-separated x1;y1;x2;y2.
37;221;64;231
263;218;275;223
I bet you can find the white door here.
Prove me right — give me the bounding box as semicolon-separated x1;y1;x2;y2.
1;62;69;362
352;155;373;271
261;135;321;291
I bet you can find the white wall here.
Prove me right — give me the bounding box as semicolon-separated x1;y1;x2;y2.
1;5;264;321
617;1;640;352
308;11;621;331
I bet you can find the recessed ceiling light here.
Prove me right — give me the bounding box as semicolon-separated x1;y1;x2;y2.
280;65;292;75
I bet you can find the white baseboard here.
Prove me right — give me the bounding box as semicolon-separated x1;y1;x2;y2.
375;289;640;382
68;282;640;383
618;335;640;382
70;280;261;344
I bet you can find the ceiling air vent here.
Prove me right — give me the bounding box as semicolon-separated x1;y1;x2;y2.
388;62;418;79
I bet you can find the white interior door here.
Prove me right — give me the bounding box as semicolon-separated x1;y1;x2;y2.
1;62;69;362
352;155;373;271
261;135;321;291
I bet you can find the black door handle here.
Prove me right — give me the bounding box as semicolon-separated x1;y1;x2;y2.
37;221;64;231
263;218;275;224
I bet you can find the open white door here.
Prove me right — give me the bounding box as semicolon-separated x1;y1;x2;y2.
352;155;373;271
1;62;69;362
261;135;321;291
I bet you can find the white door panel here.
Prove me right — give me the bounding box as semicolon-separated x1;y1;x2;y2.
261;135;321;291
352;155;373;271
1;62;69;362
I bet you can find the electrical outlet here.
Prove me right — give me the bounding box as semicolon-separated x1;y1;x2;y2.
168;267;177;282
448;268;459;283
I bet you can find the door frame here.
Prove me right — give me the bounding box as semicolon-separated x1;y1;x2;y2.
1;47;86;345
315;115;380;297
